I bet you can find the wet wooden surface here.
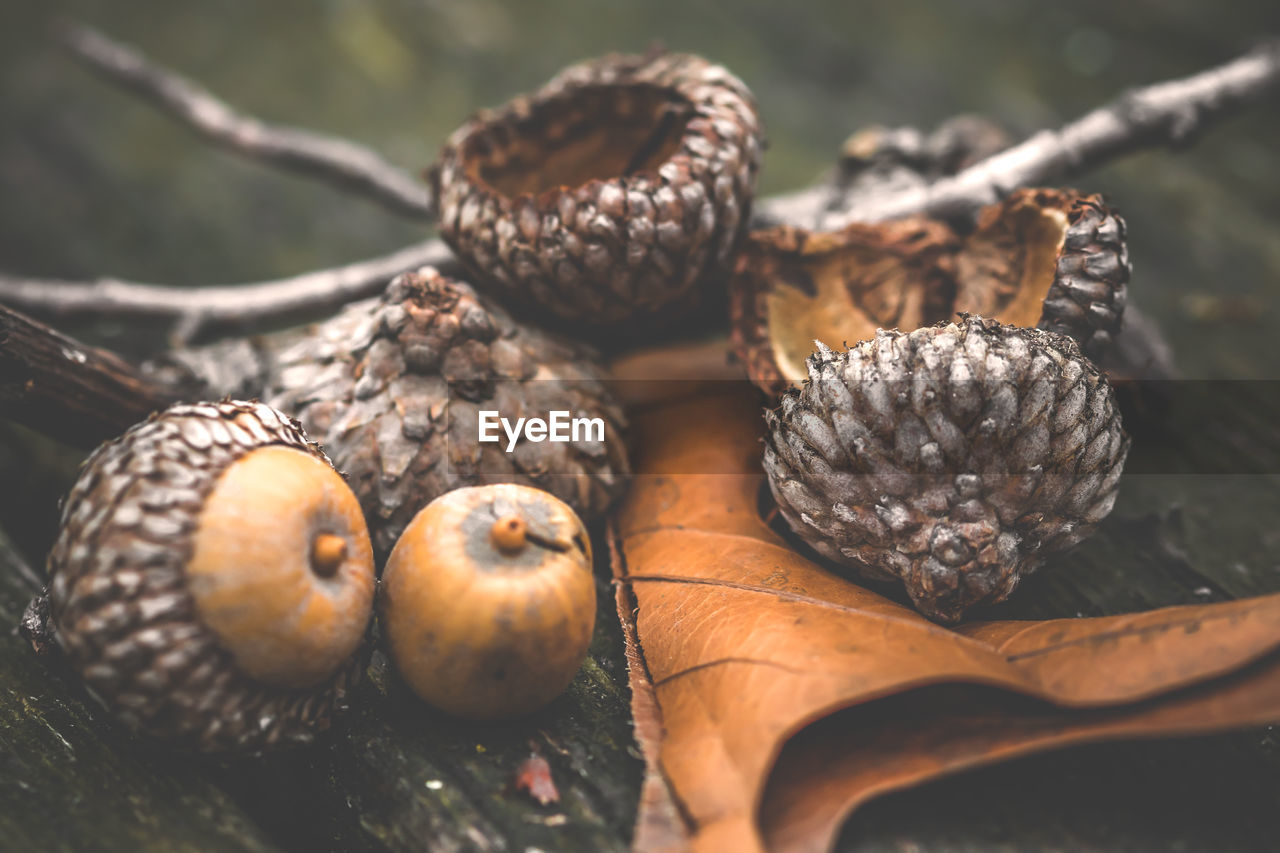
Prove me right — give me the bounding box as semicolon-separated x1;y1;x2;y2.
3;380;1280;851
0;511;643;853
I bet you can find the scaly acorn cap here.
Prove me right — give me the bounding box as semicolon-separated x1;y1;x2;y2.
46;401;375;752
268;267;630;558
763;316;1130;623
732;188;1130;395
430;50;763;329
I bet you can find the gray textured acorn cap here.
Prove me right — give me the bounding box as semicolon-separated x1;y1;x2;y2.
763;316;1130;623
267;267;630;558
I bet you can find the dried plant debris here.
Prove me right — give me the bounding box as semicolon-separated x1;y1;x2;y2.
731;216;958;394
732;188;1128;394
837;115;1012;178
764;317;1130;622
268;267;630;557
431;50;763;328
957;190;1127;356
508;749;561;806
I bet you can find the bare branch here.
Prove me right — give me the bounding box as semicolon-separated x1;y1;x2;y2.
0;239;453;340
758;40;1280;228
0;304;187;446
58;21;436;220
3;38;1276;333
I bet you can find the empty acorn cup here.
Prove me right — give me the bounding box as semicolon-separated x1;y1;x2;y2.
430;51;764;328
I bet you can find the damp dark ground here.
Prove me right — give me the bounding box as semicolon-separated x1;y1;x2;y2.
2;2;1279;852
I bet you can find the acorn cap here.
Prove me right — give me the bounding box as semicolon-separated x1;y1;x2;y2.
46;401;374;752
763;317;1130;623
268;267;630;558
430;51;763;328
732;188;1129;395
380;483;596;719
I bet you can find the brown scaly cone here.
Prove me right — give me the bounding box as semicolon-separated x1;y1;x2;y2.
429;51;763;329
43;401;373;752
267;267;630;558
763;317;1130;623
732;188;1129;394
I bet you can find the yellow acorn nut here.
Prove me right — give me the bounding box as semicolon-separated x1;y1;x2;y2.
379;484;596;719
185;445;375;689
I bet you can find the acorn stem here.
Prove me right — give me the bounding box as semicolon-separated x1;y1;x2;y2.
491;516;529;553
310;533;348;578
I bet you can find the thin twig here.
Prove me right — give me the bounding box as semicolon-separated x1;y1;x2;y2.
0;304;187;446
758;40;1280;228
0;240;453;340
58;21;436;220
1;527;45;595
3;36;1277;331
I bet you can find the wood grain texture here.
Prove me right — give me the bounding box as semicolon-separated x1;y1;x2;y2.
0;522;642;852
0;304;184;446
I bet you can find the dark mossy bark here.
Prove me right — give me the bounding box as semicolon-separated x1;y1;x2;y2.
0;531;283;853
0;304;186;447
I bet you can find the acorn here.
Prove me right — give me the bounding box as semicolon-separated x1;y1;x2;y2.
379;484;596;719
732;188;1129;395
43;401;375;752
763;317;1130;623
430;50;763;329
267;267;629;558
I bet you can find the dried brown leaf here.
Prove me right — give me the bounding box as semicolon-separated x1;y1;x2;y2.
762;655;1280;852
609;376;1280;853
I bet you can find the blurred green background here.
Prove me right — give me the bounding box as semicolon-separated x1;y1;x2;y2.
2;0;1278;375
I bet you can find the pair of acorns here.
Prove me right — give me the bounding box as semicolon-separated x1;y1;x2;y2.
35;400;597;753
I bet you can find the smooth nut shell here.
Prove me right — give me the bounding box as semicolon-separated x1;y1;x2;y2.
380;484;596;719
187;445;375;689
